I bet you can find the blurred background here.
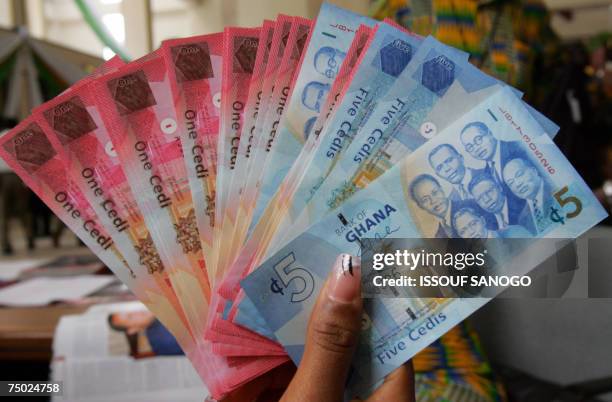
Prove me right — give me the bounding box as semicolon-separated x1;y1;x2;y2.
0;1;610;401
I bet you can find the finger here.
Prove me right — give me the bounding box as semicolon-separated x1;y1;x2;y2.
365;361;415;402
281;254;362;402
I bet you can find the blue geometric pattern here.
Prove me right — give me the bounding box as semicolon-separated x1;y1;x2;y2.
422;55;456;96
379;40;413;77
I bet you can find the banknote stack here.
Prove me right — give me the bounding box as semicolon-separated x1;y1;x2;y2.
0;2;606;400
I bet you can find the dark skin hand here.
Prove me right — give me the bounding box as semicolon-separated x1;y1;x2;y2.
221;255;416;402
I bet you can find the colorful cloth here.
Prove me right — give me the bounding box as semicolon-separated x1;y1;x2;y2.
369;0;554;89
413;321;507;402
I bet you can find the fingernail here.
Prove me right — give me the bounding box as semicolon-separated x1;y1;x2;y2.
327;254;361;303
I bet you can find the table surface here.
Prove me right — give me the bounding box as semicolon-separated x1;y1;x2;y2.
0;246;122;362
0;304;88;360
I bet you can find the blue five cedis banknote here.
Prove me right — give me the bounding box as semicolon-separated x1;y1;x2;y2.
240;87;607;398
268;31;468;238
234;35;557;339
244;3;376;237
263;36;479;256
234;36;559;337
274;36;560;251
231;21;427;335
227;3;374;335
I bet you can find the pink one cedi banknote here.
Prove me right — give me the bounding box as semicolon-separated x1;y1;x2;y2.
220;20;276;270
223;17;312;283
212;27;261;283
215;16;293;289
92;54;212;339
201;21;291;357
229;20;275;197
88;54;287;398
204;18;297;354
190;27;288;355
202;18;315;361
216;16;312;304
0;118;196;358
161;33;223;273
35;77;196;337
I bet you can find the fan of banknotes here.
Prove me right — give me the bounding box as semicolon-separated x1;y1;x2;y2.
0;3;606;400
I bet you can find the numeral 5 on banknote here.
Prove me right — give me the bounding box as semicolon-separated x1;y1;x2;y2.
240;87;607;398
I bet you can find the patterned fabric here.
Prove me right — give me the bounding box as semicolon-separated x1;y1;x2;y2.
412;321;507;402
369;0;554;89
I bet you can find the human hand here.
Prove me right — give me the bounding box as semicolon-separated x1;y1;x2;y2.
222;254;415;402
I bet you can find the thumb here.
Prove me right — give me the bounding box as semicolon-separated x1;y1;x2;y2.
281;254;362;402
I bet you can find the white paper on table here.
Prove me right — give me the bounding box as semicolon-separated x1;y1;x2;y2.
53;301;148;359
51;357;207;402
0;258;52;281
50;302;207;402
0;275;116;306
